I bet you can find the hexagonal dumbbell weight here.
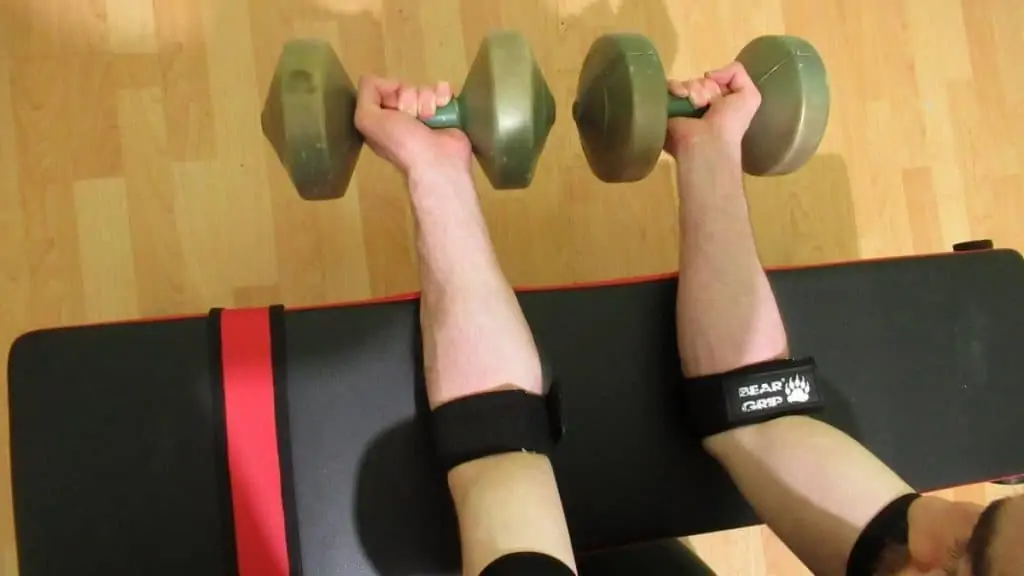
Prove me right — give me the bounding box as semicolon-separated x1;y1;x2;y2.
262;31;556;200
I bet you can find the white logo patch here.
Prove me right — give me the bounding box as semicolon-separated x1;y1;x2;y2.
738;381;783;398
740;397;783;413
785;376;811;403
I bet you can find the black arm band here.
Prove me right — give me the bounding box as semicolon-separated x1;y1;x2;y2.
846;493;921;576
431;385;564;472
682;358;824;439
480;551;574;576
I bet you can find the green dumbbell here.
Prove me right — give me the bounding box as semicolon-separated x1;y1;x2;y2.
262;31;556;200
572;34;830;182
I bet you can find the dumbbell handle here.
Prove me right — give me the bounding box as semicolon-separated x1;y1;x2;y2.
569;94;708;125
667;95;709;119
423;99;462;130
430;95;704;126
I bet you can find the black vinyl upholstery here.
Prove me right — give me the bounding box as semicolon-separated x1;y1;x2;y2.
9;250;1024;575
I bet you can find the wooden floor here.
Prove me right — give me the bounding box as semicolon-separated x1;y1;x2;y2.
2;0;1023;573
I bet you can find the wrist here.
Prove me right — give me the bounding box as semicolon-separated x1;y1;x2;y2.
406;161;472;188
674;142;746;204
406;164;479;220
673;137;743;172
407;164;476;203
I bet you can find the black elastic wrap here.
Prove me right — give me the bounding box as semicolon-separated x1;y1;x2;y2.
683;358;824;438
269;305;304;576
846;493;921;576
480;551;575;576
431;384;563;472
206;308;240;576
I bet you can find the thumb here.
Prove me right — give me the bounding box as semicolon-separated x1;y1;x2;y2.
354;76;401;133
435;128;467;145
704;63;761;119
356;75;401;107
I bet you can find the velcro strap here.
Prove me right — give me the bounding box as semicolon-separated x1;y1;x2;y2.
431;384;563;472
846;493;921;576
683;358;824;438
480;551;575;576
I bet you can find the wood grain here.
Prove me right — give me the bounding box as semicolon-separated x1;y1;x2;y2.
1;0;1023;572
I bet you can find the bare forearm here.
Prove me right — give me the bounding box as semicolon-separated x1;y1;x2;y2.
407;170;573;574
704;417;913;575
675;148;787;377
448;453;577;575
408;170;542;407
409;170;507;295
674;151;913;574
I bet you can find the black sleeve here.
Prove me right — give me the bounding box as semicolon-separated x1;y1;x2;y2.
846;493;921;576
480;551;575;576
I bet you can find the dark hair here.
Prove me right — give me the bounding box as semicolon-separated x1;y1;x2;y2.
966;497;1008;576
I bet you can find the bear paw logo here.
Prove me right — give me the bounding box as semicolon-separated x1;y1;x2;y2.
785;376;810;403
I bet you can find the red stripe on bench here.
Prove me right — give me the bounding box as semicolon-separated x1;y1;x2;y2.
221;308;289;576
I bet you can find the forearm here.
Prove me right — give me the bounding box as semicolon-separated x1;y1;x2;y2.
674;145;787;376
408;169;542;407
407;169;574;574
448;453;576;575
674;150;912;575
704;417;913;575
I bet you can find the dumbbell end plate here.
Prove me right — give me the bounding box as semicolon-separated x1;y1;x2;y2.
573;34;668;183
738;36;830;176
262;39;363;200
461;31;555;189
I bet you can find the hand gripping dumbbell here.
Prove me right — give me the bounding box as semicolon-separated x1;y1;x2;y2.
262;31;556;200
572;34;830;182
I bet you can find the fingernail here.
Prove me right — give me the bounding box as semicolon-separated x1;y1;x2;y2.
438;82;452;106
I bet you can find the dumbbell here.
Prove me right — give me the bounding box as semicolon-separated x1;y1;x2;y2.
572;34;830;182
262;31;556;200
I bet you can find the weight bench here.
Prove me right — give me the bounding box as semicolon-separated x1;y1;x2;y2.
9;249;1024;575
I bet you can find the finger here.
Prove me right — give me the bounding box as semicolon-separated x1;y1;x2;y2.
417;86;437;119
381;86;401;109
356;75;385;107
707;62;761;116
700;76;725;103
706;62;757;94
694;78;720;106
357;76;404;121
704;70;732;98
668;79;688;98
682;78;710;108
436;81;453;107
397;84;419;116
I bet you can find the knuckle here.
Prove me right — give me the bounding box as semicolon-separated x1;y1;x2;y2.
353;111;369;131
